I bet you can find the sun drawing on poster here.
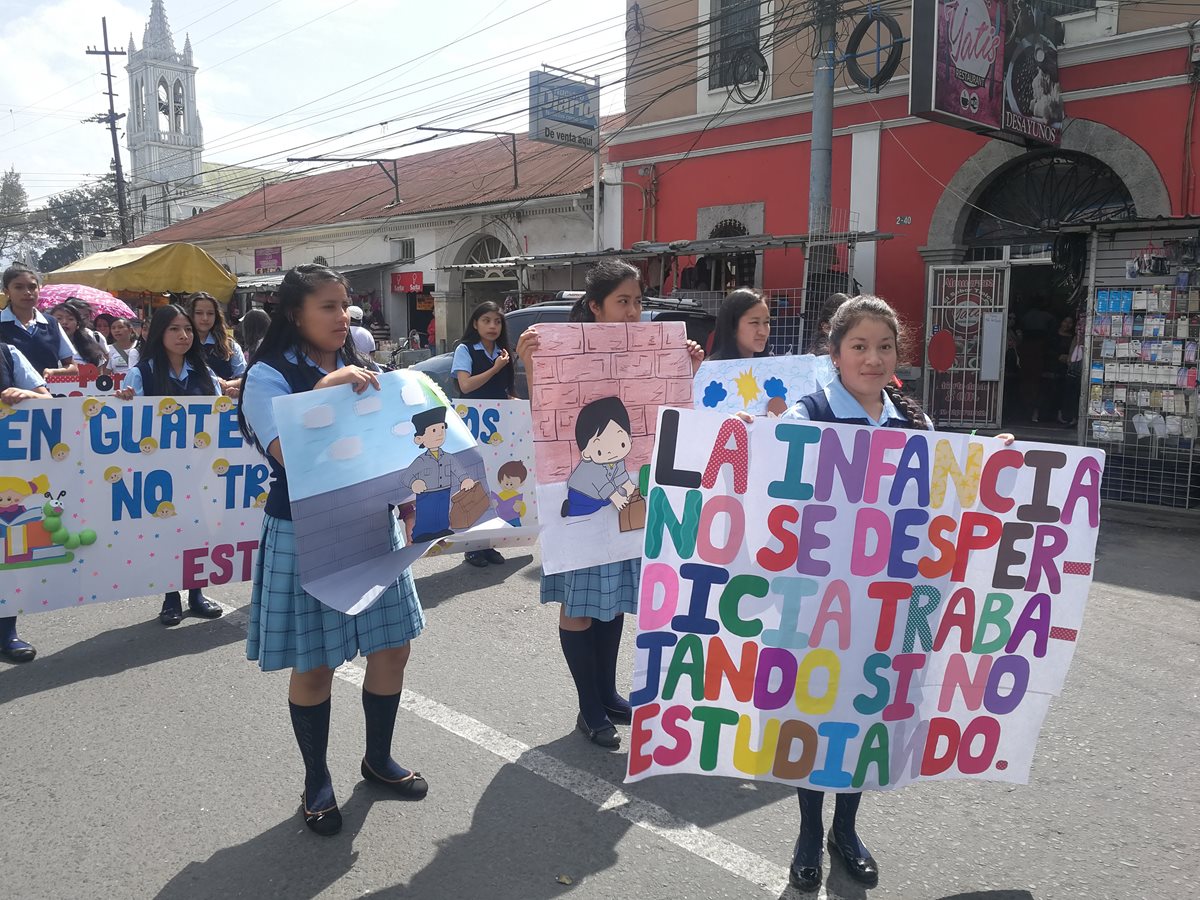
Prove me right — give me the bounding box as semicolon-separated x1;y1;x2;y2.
734;369;761;407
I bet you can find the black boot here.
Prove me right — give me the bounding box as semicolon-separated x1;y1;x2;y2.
360;688;428;798
592;614;632;723
0;616;35;663
187;588;223;618
289;698;340;836
559;626;618;748
159;592;183;626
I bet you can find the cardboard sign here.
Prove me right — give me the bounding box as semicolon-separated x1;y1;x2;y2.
627;409;1104;790
530;322;694;575
0;396;264;615
694;356;835;417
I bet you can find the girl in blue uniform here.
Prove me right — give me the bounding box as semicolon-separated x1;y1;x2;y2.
707;289;772;361
0;341;52;663
516;260;704;749
451;301;514;567
50;302;108;371
188;292;246;397
119;304;226;627
238;265;427;837
782;295;1013;893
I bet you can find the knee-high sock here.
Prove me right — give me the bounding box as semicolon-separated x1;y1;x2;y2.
832;791;868;856
362;688;412;781
794;788;825;867
591;614;629;714
289;698;335;812
161;591;182;613
1;616;17;646
559;625;607;729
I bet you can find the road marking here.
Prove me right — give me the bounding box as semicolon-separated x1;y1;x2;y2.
218;601;819;897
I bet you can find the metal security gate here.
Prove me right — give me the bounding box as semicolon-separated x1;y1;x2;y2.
923;265;1010;429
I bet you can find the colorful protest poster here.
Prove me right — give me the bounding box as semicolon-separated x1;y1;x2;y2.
44;363;129;397
530;322;695;575
438;398;539;555
693;356;835;417
627;409;1104;790
272;370;504;614
0;396;264;615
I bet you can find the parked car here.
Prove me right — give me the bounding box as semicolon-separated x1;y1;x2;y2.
410;295;715;399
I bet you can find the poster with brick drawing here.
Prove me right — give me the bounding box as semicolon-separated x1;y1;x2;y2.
530;322;695;574
272;370;507;614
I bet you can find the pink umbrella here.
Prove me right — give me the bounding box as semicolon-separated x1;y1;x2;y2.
37;283;136;319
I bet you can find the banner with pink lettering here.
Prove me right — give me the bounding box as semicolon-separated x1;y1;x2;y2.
626;408;1104;790
0;396;265;615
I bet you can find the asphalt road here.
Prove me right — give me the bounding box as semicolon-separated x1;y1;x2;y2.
1;509;1196;900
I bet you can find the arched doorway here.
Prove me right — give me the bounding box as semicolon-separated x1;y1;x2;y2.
440;234;516;351
967;152;1135;428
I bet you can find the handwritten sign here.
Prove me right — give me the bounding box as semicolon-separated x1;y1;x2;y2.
44;363;128;397
273;370;503;614
439;398;539;554
693;356;835;417
627;409;1104;790
0;396;264;615
530;322;694;575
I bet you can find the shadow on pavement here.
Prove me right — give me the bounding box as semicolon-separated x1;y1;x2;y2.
0;613;243;703
935;893;1035;900
413;553;537;609
1093;516;1199;600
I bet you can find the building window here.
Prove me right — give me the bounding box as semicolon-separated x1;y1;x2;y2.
157;79;170;132
708;0;762;90
392;237;416;263
173;80;185;133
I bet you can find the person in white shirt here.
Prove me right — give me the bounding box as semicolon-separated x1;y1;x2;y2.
348;305;377;356
107;317;140;371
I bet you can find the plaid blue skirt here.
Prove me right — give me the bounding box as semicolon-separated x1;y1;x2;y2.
247;514;425;674
540;558;640;622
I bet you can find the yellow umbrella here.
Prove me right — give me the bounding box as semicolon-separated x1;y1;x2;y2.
44;242;238;302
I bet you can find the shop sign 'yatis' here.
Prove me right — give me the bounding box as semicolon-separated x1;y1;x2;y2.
910;0;1064;146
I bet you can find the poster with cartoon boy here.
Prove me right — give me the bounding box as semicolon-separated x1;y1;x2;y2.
492;460;528;527
561;397;637;518
398;406;477;542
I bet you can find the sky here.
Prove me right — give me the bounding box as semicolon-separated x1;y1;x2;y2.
0;0;628;211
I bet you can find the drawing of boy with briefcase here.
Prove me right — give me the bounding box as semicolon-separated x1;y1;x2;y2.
399;406;482;542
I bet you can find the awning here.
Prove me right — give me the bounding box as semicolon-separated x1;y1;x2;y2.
237;262;391;293
45;242;239;302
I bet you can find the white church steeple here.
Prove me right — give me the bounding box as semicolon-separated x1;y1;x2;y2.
126;0;204;237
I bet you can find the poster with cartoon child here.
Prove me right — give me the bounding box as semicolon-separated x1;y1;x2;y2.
530;322;695;575
439;398;539;556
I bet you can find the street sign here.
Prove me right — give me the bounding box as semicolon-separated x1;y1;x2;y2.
528;71;599;151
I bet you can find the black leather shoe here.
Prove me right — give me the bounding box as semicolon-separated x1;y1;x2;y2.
300;791;342;837
603;700;633;725
789;836;823;892
464;551;489;568
482;548;506;565
361;760;429;799
187;594;223;619
0;641;36;663
576;712;620;749
159;607;183;627
827;834;879;886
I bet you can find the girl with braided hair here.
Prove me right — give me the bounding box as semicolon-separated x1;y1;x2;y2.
782;294;1013;893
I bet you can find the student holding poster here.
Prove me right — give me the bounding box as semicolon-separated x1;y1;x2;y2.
452;301;515;567
0;340;52;663
707;289;772;362
238;265;427;837
781;294;1014;892
517;260;704;749
119;304;227;627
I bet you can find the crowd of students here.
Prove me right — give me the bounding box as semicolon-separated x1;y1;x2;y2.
3;258;1017;894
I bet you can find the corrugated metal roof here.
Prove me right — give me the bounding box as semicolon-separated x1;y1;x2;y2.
131;123;618;247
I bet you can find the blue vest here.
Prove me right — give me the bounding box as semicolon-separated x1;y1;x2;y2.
459;342;513;401
1;315;66;375
135;359;215;398
798;390;915;429
0;344;13;391
202;341;235;380
252;352;326;521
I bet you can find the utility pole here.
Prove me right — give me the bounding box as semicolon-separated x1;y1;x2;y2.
808;0;838;242
85;18;129;244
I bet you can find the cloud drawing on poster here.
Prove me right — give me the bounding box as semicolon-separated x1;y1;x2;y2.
695;356;835;416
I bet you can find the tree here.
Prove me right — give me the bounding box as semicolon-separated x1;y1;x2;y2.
0;168;37;263
35;172;121;271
